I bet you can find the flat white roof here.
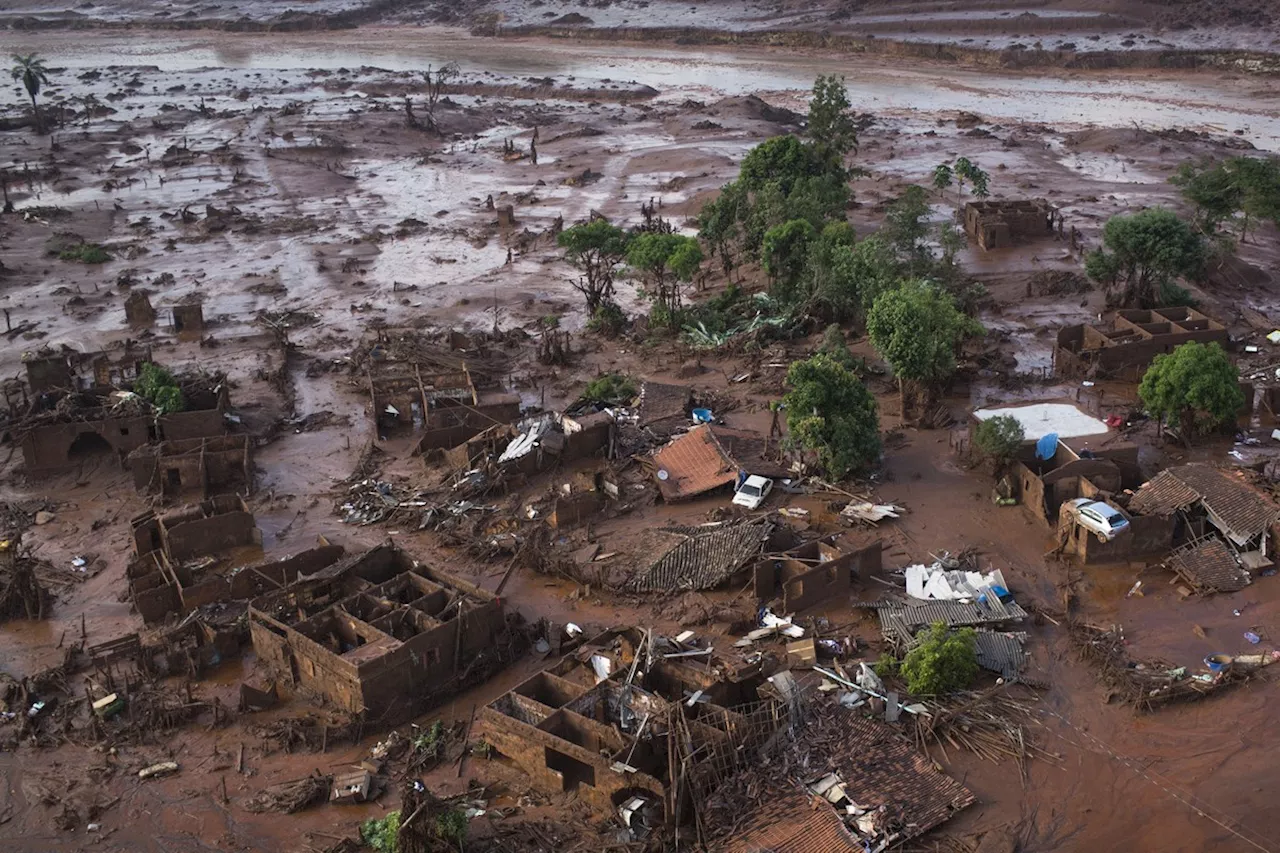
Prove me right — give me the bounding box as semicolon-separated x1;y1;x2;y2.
972;402;1109;440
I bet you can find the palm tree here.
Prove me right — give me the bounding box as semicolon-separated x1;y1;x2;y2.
10;53;51;134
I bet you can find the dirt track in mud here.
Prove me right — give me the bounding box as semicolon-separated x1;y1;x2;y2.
3;17;1280;853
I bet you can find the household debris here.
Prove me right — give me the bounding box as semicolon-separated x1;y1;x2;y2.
905;562;1009;602
841;501;905;525
244;773;334;814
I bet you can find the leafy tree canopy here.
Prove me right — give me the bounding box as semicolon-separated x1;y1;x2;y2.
783;353;881;479
866;280;979;387
1138;341;1243;442
557;220;630;312
1172;155;1280;241
1084;208;1205;308
806;75;858;170
901;623;979;695
973;414;1025;466
762;218;817;294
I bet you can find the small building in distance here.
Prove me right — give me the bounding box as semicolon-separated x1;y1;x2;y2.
964;199;1057;250
1054;308;1229;380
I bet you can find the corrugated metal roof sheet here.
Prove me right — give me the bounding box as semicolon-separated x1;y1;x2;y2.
866;598;1028;642
624;519;772;592
652;424;738;501
1131;464;1279;541
1168;537;1251;593
973;631;1029;680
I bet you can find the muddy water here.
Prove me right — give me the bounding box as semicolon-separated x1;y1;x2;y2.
13;29;1280;148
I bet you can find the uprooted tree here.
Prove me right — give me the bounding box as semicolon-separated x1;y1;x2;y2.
557;220;631;314
782;353;880;480
1084;208;1206;308
866;280;980;421
1138;340;1243;446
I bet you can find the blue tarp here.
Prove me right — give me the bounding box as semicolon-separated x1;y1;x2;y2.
1035;432;1059;461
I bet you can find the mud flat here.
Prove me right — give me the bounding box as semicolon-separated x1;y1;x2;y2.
2;16;1280;853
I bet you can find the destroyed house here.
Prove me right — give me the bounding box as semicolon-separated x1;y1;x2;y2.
1011;436;1143;527
129;542;344;625
128;435;253;498
1055;308;1229;380
132;495;262;565
753;535;882;613
16;368;230;474
474;628;789;825
1129;464;1280;572
963;198;1056;250
370;361;520;444
650;424;788;502
248;544;511;720
442;412;612;478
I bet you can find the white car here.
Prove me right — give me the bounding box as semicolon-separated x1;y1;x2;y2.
1066;498;1130;542
733;475;774;510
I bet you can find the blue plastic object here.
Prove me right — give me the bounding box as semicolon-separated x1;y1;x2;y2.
1035;432;1059;461
692;408;713;424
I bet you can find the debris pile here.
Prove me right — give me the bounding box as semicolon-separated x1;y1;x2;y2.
243;773;333;814
0;540;53;621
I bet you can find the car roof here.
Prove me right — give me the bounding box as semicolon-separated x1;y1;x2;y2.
1087;502;1123;519
743;475;771;487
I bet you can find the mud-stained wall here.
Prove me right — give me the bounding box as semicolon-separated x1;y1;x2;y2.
1058;503;1174;564
165;510;260;562
22;416;152;472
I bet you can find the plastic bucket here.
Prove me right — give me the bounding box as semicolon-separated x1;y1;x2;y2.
1204;654;1233;673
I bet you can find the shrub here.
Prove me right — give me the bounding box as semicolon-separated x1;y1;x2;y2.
900;622;979;695
973;414;1025;468
58;242;111;264
581;373;637;406
135;362;185;414
435;808;468;849
360;811;401;853
586;301;627;337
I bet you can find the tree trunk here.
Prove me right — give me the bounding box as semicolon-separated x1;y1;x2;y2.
29;93;43;135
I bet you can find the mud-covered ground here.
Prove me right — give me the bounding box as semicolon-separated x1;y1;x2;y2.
3;19;1280;853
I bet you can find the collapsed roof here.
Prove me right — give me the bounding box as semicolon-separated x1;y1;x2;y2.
1129;464;1279;546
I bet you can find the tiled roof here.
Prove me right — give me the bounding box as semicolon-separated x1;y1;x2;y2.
718;788;859;853
709;426;792;479
651;424;738;501
624;519;772;592
1131;464;1279;541
1168;537;1251;593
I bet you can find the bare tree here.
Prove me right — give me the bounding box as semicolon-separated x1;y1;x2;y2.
405;62;460;134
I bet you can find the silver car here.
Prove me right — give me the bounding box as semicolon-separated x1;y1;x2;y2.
1067;498;1130;542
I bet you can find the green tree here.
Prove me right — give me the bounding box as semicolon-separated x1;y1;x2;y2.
697;181;745;280
955;158;990;199
867;280;979;417
818;324;857;371
557;220;630;314
762;218;817;296
973;414;1025;471
882;185;932;271
931;163;953;197
953;157;974;198
1171;156;1280;241
1138;341;1243;445
135;363;186;414
900;622;979;695
626;232;703;326
1171;158;1240;234
1084;208;1206;308
10;53;50;135
797;221;857;318
806;75;857;171
739;134;823;195
782;354;881;479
